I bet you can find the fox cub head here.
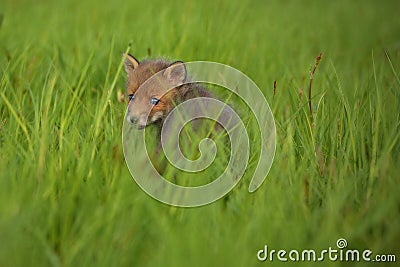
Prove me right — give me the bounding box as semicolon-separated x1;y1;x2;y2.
124;54;187;129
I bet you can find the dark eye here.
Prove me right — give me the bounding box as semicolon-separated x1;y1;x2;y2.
150;97;160;105
128;94;135;101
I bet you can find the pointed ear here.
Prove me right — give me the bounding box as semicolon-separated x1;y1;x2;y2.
163;61;186;85
123;53;140;73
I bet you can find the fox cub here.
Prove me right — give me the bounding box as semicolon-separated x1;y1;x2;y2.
124;54;234;182
124;54;213;130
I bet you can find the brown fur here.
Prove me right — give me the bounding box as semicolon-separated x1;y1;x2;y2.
124;54;212;128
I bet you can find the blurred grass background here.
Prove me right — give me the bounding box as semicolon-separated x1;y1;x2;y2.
0;0;399;266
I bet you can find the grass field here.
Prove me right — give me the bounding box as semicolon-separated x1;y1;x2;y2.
1;0;400;266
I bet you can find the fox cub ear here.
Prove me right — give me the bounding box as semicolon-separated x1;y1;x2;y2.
123;53;140;73
163;61;186;85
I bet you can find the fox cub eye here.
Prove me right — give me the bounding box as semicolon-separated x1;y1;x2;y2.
150;97;160;105
128;94;135;101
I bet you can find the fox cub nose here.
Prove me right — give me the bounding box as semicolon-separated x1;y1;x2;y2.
127;114;147;129
128;115;138;124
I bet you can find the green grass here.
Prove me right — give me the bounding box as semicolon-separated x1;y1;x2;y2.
1;0;400;266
